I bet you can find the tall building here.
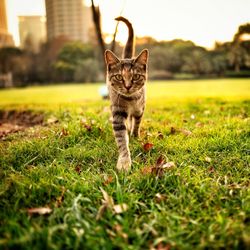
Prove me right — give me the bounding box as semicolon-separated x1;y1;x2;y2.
45;0;94;43
0;0;14;47
18;16;46;52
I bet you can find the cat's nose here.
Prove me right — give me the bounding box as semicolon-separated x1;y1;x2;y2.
124;84;132;90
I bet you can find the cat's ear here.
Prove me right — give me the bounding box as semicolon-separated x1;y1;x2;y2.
104;50;120;67
135;49;149;65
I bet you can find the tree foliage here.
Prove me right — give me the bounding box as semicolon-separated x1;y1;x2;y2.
1;23;250;87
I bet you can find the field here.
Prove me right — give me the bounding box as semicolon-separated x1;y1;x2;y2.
0;79;249;249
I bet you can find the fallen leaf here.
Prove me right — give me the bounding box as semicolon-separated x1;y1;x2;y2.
156;155;165;166
155;193;167;203
155;242;171;250
113;203;128;214
151;167;165;177
80;118;92;131
180;128;192;136
205;156;212;163
84;124;92;131
97;188;128;220
157;132;164;139
141;166;153;175
47;116;58;124
103;175;113;186
170;127;176;134
75;166;82;175
208;166;215;173
96;204;107;220
60;127;69;137
100;188;114;208
27;207;52;215
143;142;154;151
162;162;175;169
55;187;65;207
113;224;128;239
195;122;204;127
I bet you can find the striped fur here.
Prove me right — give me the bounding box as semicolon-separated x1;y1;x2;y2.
104;17;149;171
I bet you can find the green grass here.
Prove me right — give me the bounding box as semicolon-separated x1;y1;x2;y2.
0;79;249;249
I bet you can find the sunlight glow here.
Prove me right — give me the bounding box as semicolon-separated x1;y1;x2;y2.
6;0;250;48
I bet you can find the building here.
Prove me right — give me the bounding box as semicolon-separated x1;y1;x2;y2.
18;16;46;52
45;0;94;43
0;0;14;47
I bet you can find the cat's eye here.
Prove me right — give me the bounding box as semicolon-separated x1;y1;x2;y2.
133;74;140;81
115;74;123;81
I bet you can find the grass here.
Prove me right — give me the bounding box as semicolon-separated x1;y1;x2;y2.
0;79;249;249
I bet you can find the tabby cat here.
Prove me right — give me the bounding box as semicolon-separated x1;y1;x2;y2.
104;16;149;171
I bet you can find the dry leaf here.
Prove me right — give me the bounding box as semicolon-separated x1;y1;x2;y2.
180;128;192;136
162;162;175;169
60;127;69;137
27;207;52;215
170;127;176;134
143;142;154;151
151;167;165;177
80;118;92;131
96;204;107;220
157;132;164;139
156;155;165;166
75;166;82;175
103;175;113;186
100;188;114;208
113;203;128;214
155;193;167;203
195;122;204;127
208;166;215;173
113;224;128;240
141;166;153;175
155;242;171;250
205;156;212;163
97;188;128;220
55;187;65;207
47;116;58;124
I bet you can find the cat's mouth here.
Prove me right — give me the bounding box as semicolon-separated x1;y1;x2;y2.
113;87;134;97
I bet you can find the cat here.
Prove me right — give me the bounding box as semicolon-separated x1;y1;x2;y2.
104;16;149;171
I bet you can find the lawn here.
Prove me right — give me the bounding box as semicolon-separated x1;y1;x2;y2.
0;79;249;249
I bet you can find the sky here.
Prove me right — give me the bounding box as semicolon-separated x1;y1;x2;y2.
6;0;250;48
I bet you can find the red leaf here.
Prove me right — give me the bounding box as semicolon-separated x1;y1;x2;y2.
143;142;154;151
75;166;82;174
156;155;165;167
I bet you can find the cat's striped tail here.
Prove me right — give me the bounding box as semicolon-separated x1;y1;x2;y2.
115;16;134;59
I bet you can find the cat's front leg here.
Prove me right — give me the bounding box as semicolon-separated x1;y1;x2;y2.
112;111;131;171
132;113;143;138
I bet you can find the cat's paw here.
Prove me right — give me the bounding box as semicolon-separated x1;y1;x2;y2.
116;156;131;172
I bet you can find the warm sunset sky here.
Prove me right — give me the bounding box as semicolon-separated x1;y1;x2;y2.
6;0;250;48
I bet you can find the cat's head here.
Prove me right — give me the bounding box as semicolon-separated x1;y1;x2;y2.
104;49;148;96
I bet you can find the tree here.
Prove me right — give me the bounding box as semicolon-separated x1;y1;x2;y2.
230;23;250;72
54;42;101;82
